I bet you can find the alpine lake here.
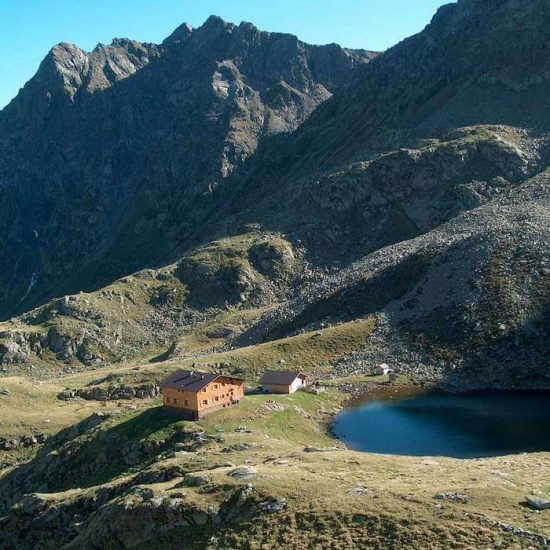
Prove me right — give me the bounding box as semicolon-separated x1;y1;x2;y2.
332;387;550;458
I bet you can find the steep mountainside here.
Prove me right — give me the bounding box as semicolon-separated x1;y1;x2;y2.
227;0;550;259
0;17;374;318
240;170;550;389
216;0;550;386
280;0;550;168
0;0;549;388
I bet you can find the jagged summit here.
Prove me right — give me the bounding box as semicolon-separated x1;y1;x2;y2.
162;21;193;45
17;38;158;107
203;14;231;28
0;17;374;318
7;15;374;111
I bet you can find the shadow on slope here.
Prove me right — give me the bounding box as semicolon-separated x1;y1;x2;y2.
0;408;194;515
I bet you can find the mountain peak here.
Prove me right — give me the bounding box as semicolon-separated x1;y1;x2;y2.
10;36;159;110
204;14;227;24
0;14;375;315
238;20;260;33
32;42;89;97
202;14;233;31
162;21;193;45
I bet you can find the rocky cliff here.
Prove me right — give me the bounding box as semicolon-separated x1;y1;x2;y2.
0;16;374;318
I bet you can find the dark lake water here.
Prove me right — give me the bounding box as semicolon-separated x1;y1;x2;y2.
332;391;550;458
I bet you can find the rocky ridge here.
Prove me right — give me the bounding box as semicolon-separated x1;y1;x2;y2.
238;170;550;388
0;17;375;318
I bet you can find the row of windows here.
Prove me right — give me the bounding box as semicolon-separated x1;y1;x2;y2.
166;397;189;405
201;382;229;392
203;393;232;405
174;383;234;395
167;392;234;407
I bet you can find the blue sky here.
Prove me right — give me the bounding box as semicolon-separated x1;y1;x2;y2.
0;0;451;109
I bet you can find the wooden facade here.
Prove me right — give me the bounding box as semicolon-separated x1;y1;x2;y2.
160;371;244;419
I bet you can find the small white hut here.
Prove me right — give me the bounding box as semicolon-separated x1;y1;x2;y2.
374;363;392;376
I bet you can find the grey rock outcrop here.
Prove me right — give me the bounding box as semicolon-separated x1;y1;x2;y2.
0;18;374;318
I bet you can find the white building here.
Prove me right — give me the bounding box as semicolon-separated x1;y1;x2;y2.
374;363;392;376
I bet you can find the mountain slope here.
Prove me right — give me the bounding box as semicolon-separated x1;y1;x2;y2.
213;0;550;386
239;170;550;388
282;0;550;169
0;17;375;318
1;0;549;388
189;0;546;282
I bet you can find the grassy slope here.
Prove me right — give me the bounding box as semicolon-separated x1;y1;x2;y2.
163;319;377;382
0;231;304;375
1;315;548;548
4;389;547;549
0;318;374;467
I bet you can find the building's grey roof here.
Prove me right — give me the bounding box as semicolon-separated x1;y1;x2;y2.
259;370;304;386
160;370;243;393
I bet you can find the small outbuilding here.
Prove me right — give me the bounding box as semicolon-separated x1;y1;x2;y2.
259;370;306;394
160;370;244;419
374;363;392;376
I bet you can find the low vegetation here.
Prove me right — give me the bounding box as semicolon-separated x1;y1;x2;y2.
1;374;548;548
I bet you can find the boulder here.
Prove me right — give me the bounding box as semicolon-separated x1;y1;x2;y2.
434;492;470;503
184;473;211;487
228;466;258;479
257;498;286;514
206;326;242;339
303;446;339;453
526;496;550;510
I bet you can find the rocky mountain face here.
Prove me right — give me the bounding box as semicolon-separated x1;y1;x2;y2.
276;0;550;168
0;16;374;318
222;0;550;387
240;170;550;389
228;0;550;256
0;0;549;388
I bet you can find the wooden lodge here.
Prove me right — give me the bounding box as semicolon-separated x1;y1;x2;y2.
160;370;244;419
259;370;306;394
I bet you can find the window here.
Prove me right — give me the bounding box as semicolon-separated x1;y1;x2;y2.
184;400;189;406
202;388;207;392
202;399;208;405
214;384;218;389
215;396;219;402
